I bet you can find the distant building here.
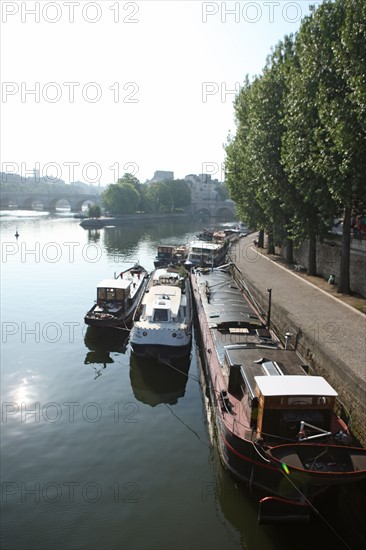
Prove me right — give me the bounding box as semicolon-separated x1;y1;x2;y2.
184;173;221;200
147;170;174;184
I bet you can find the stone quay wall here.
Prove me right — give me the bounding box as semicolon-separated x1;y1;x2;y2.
280;236;366;298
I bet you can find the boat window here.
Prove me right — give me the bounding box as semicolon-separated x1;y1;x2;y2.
317;396;329;406
288;397;313;405
262;361;283;376
153;309;168;322
116;288;125;300
97;288;107;300
106;288;115;300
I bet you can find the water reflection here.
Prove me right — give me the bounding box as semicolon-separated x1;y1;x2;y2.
9;370;40;404
84;228;101;243
84;326;129;379
129;351;190;407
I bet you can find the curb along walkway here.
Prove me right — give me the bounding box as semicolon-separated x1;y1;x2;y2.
230;234;366;386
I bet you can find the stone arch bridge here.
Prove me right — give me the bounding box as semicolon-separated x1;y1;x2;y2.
189;199;236;219
0;191;102;212
0;191;237;218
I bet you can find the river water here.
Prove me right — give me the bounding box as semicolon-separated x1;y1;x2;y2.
0;212;361;550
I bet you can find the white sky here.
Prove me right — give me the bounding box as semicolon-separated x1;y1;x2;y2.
1;1;319;185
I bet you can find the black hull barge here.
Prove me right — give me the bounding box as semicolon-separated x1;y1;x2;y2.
191;265;366;523
84;264;149;328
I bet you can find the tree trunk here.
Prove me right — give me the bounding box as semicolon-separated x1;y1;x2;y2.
258;229;264;248
308;229;317;276
337;206;351;294
285;236;294;264
267;227;275;255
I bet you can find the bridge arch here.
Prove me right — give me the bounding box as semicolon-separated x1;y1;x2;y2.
191;199;236;220
74;198;99;212
196;208;211;219
47;197;72;211
213;206;236;220
21;196;45;210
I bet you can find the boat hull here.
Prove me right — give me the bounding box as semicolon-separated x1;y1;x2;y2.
84;308;137;328
200;339;366;503
192;267;366;508
258;496;311;524
130;341;192;362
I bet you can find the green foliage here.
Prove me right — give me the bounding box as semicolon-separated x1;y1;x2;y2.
164;179;192;208
102;175;192;215
225;0;365;286
215;185;229;201
102;181;140;215
87;204;101;218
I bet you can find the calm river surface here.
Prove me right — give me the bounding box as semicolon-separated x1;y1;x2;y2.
0;212;360;550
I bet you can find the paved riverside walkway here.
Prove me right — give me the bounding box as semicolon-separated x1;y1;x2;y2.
229;234;366;386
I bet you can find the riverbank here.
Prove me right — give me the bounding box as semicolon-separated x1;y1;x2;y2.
79;212;202;229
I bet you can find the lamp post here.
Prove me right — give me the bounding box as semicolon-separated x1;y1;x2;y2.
267;288;272;330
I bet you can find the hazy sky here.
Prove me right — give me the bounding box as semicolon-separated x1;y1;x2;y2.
1;1;319;184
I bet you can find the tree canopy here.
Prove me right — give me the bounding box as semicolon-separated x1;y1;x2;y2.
101;173;192;215
225;0;366;292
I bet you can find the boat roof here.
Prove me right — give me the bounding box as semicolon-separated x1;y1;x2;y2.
255;375;338;397
224;346;308;398
144;285;181;317
197;269;262;328
189;240;222;251
97;278;131;290
153;268;180;281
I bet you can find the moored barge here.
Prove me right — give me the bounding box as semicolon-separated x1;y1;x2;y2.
84;264;149;328
191;265;366;522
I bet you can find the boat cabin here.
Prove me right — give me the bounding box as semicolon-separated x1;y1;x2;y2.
96;278;133;309
224;345;337;443
187;240;223;265
156;245;176;262
254;375;337;443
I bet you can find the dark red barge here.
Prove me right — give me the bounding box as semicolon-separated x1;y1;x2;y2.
191;265;366;522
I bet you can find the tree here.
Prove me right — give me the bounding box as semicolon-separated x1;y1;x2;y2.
286;0;366;290
225;78;268;234
312;0;366;292
215;185;229;201
248;37;298;258
226;39;298;259
102;181;140;215
164;179;191;209
87;204;101;218
281;14;337;275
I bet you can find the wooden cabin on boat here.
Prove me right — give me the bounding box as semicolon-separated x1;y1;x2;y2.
223;345;339;445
